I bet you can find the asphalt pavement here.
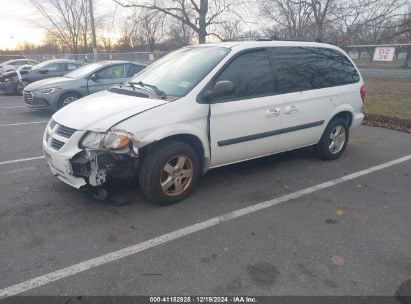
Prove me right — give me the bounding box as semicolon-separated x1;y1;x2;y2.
0;95;410;297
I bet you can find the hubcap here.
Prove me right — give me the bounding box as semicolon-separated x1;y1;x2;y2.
329;125;346;154
63;96;78;106
160;155;194;197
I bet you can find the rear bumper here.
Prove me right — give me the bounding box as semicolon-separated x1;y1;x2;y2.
351;112;365;131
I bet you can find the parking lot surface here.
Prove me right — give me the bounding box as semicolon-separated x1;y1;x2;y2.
0;95;410;296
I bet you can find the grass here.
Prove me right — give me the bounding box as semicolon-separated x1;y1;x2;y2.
361;75;411;132
362;76;411;120
354;59;410;69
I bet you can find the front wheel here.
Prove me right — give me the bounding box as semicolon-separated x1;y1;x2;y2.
315;118;349;160
138;141;200;205
57;93;81;110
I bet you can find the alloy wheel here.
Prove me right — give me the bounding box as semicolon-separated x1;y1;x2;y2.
62;96;78;107
160;155;194;197
329;125;346;154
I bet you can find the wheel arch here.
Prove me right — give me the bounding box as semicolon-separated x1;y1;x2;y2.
326;105;355;128
138;128;210;174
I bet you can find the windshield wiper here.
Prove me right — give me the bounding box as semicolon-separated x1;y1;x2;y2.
129;81;166;99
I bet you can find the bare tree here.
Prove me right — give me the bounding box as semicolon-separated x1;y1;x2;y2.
113;0;240;43
136;10;165;51
260;0;313;40
168;19;196;47
30;0;89;53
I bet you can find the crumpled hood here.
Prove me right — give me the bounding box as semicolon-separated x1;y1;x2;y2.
25;77;73;90
1;70;18;78
52;90;168;131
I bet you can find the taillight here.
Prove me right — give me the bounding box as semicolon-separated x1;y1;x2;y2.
360;85;366;103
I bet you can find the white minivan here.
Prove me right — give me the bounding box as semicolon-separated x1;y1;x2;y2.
43;41;365;205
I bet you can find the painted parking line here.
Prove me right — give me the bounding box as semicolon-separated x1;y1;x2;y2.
0;121;48;127
0;106;26;109
0;156;45;166
1;154;410;297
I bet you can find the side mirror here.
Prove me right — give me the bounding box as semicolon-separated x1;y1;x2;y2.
39;69;49;74
203;80;235;102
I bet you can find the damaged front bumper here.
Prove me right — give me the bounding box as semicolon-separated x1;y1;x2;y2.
43;124;139;190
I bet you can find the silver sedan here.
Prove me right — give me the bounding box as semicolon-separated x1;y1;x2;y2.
23;60;146;112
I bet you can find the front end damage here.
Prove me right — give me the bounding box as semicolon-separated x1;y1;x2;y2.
69;146;139;197
43;118;145;199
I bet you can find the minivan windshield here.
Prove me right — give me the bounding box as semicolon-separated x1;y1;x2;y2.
65;62;106;79
128;46;230;97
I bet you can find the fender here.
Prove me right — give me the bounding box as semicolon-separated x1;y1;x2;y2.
137;123;211;164
325;103;356;128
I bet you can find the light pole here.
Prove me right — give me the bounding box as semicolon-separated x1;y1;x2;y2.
9;36;14;50
88;0;98;61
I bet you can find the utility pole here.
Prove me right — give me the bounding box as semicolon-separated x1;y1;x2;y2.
88;0;98;61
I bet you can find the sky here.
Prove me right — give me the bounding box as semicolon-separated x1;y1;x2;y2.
0;0;120;50
0;0;260;50
0;0;46;49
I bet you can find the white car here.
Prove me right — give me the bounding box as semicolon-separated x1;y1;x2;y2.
43;41;365;205
0;59;39;73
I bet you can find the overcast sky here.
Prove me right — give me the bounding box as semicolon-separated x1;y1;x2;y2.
0;0;261;50
0;0;46;49
0;0;120;50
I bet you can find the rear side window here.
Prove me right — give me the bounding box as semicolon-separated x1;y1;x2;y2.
214;50;275;99
269;47;359;94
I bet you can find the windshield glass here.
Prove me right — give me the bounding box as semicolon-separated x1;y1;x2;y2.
65;62;106;79
128;46;230;97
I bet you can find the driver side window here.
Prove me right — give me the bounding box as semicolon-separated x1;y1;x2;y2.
213;50;275;100
43;63;64;72
95;65;125;80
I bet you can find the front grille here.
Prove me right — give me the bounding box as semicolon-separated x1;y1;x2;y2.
56;125;76;138
51;138;65;150
49;119;57;130
24;91;33;104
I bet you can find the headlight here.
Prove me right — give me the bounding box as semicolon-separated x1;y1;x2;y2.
103;132;131;150
35;88;60;95
80;132;105;149
80;131;131;150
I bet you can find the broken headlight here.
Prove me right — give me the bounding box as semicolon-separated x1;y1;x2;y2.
80;131;132;150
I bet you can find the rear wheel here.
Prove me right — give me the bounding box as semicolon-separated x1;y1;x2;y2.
57;92;81;109
315;118;349;160
138;141;200;205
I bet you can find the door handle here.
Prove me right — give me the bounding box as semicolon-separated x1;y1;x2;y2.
285;105;298;114
265;108;281;117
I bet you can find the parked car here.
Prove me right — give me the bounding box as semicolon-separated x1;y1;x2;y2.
24;61;146;111
0;59;39;73
17;64;35;72
0;59;85;95
42;41;365;205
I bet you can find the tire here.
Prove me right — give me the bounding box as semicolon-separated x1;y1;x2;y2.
315;117;349;160
16;80;30;95
138;141;200;205
57;92;81;110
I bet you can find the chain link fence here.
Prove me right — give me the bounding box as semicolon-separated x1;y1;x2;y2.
19;51;167;65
